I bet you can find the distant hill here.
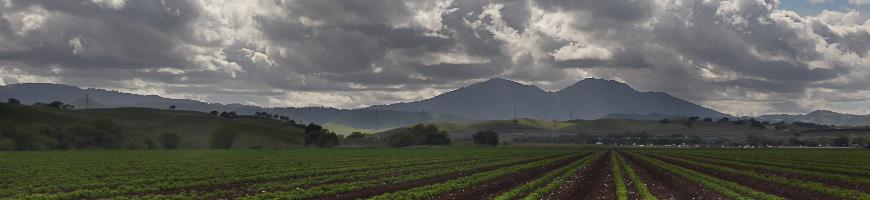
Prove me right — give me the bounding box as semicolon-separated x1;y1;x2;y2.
371;78;729;120
759;110;870;126
0;103;305;149
602;113;680;121
0;83;470;130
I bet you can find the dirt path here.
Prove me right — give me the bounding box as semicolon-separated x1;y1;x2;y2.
647;153;836;200
431;153;590;200
622;153;727;200
310;153;570;200
544;151;614;200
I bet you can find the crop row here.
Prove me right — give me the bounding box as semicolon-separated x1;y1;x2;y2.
2;149;578;200
665;151;870;178
626;152;782;200
494;152;603;200
664;152;870;186
613;153;655;200
367;153;585;199
645;152;870;200
149;153;553;200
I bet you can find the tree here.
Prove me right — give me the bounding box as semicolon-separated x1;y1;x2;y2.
303;123;340;147
144;138;157;149
832;137;850;147
408;124;451;145
420;132;451;145
65;119;123;149
388;132;419;147
48;101;64;109
473;130;499;146
348;132;366;139
209;128;239;149
660;119;670;124
7;98;20;105
703;117;713;122
159;132;181;149
209;110;219;116
169;105;176;110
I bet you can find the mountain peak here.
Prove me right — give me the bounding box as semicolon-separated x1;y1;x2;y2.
806;110;842;116
561;78;636;92
479;77;521;85
467;77;541;91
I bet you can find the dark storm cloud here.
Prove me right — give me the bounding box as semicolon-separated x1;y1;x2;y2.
1;0;869;113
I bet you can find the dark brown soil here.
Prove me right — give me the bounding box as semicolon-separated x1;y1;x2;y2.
546;151;614;200
622;153;728;200
432;153;591;200
646;153;838;200
310;153;570;200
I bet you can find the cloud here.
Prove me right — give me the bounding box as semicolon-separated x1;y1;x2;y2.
1;0;870;115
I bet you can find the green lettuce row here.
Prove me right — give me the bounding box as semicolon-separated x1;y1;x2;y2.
520;152;605;200
627;152;781;200
615;152;656;200
612;153;628;200
650;153;870;200
235;153;573;200
493;152;599;200
367;153;584;200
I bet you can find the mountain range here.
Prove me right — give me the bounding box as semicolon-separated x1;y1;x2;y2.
4;78;867;128
370;78;729;120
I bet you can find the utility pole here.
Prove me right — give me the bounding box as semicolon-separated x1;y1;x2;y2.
85;94;90;109
570;110;574;120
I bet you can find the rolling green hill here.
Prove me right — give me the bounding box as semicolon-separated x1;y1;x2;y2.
0;103;304;149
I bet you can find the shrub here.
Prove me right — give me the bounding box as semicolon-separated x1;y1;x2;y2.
144;138;157;149
7;98;20;105
159;132;181;149
388;132;419;147
473;130;499;146
210;128;239;149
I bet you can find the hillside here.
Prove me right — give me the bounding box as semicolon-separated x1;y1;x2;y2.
0;103;305;149
370;78;729;120
0;83;470;129
759;110;870;126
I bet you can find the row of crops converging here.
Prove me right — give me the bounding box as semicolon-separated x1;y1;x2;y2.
1;148;869;199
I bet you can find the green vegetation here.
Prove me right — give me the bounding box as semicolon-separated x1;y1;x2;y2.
647;151;870;200
473;130;499;146
1;146;870;199
0;103;307;149
209;127;239;149
612;153;629;200
386;124;451;147
159;132;180;149
302;123;340;147
627;152;782;200
615;153;656;200
494;152;601;200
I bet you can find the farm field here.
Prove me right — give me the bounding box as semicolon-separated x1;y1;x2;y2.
1;148;869;200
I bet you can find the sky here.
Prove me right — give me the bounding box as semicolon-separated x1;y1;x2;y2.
1;0;870;116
